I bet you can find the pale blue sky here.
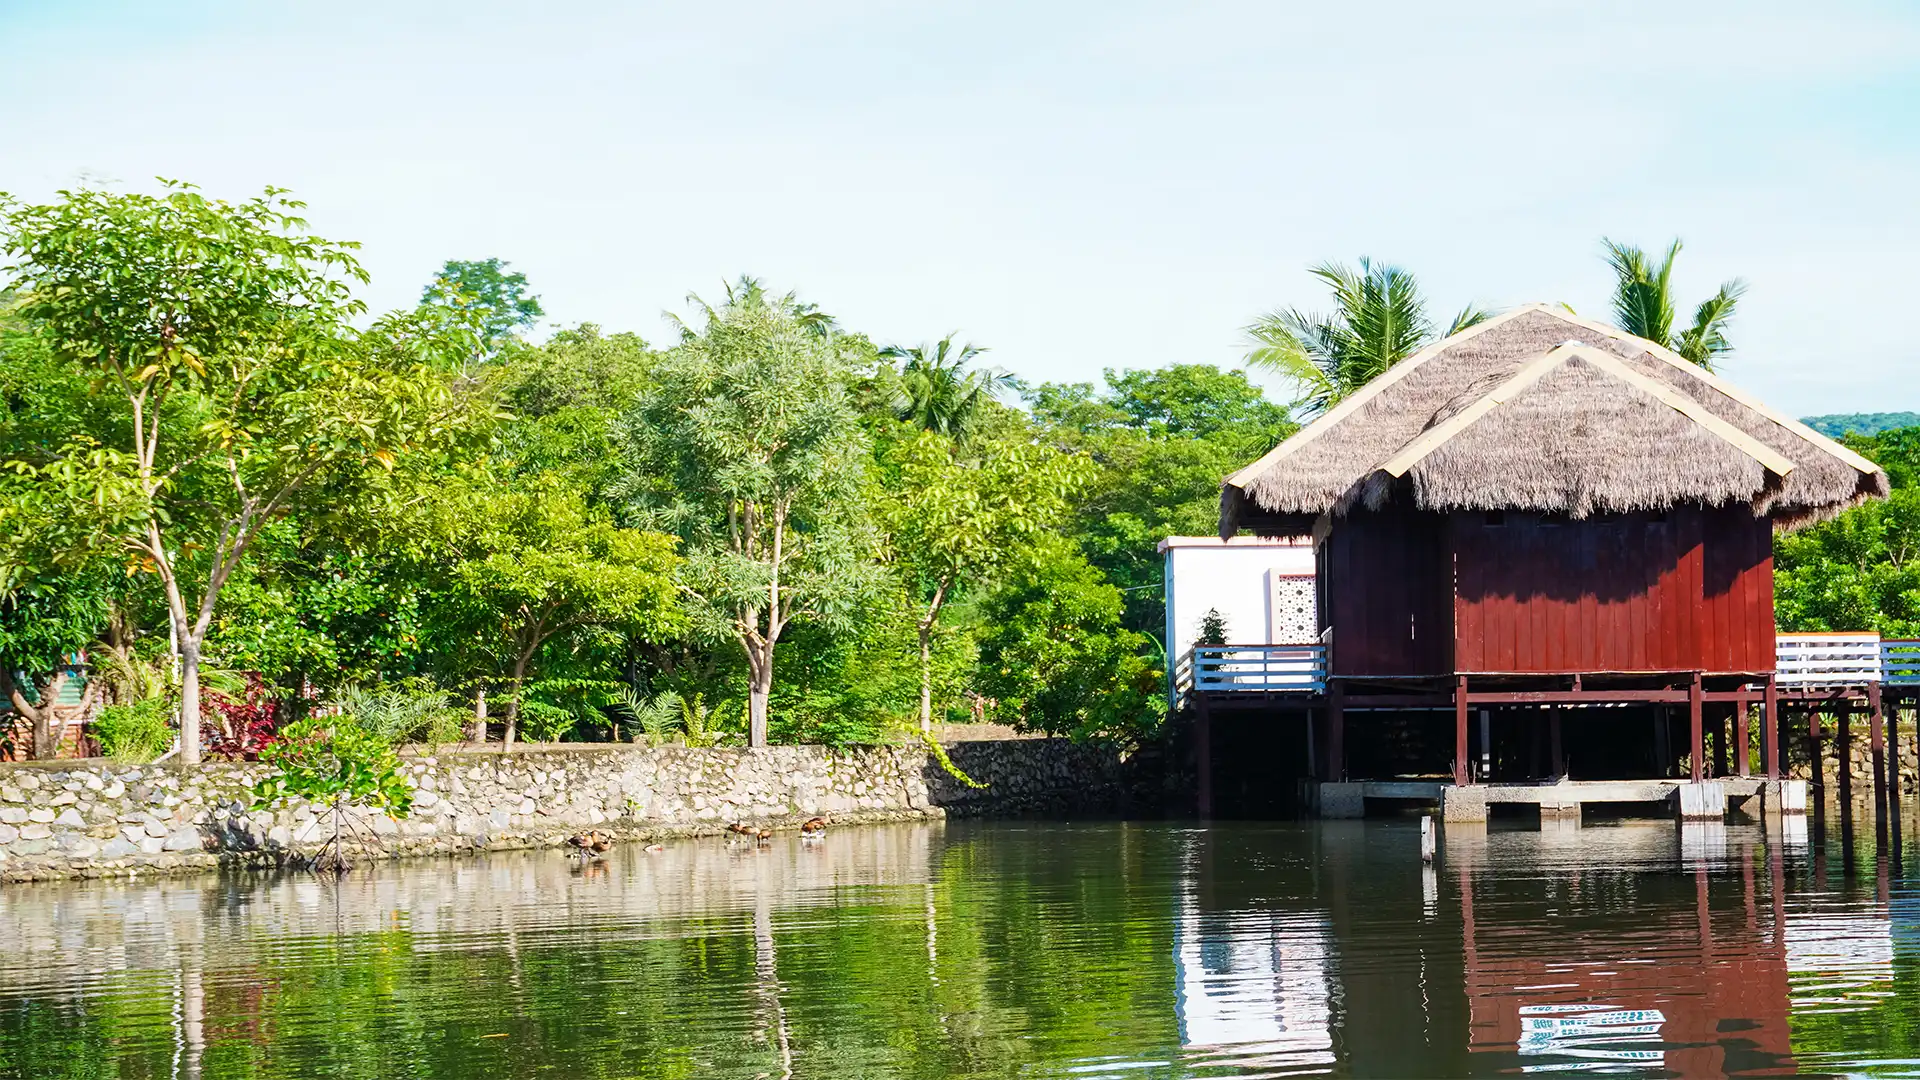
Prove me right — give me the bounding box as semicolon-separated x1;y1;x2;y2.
3;1;1917;414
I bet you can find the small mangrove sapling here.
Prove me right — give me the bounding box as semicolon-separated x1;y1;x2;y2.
251;718;414;873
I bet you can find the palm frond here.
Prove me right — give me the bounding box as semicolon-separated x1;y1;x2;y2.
1604;238;1675;346
1673;278;1748;370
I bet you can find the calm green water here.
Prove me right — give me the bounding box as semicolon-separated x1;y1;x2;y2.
0;809;1915;1079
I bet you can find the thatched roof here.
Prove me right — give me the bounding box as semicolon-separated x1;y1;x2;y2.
1223;305;1887;535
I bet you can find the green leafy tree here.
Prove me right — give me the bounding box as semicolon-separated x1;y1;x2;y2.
1025;365;1294;639
879;429;1092;730
1602;238;1746;370
0;568;112;757
1775;428;1920;636
422;473;679;746
974;536;1162;743
1244;258;1486;415
618;280;881;746
0;183;470;763
881;335;1011;438
420;257;544;354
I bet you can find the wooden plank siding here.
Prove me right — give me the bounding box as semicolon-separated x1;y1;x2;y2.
1322;504;1454;677
1447;506;1772;675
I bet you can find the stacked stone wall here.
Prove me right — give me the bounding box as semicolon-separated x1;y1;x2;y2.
0;738;1132;882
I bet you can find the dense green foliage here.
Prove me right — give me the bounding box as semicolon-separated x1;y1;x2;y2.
1775;427;1920;636
1;184;1265;751
1803;412;1920;438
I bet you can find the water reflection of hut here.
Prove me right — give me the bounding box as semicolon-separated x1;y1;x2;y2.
1449;832;1796;1077
1171;900;1334;1062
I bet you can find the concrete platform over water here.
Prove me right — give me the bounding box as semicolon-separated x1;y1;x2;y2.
1312;777;1809;822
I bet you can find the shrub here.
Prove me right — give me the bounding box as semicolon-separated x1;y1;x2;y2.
333;680;465;745
251;716;413;873
90;699;174;762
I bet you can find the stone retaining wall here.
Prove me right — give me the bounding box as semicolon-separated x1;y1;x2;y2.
0;738;1132;882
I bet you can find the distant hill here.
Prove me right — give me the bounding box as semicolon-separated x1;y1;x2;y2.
1802;413;1920;438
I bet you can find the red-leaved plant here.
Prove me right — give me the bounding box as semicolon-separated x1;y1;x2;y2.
204;675;280;760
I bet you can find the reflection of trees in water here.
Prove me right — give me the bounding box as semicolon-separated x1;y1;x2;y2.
0;822;1192;1078
6;819;1904;1078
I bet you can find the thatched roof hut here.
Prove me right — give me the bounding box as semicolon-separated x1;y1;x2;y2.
1222;305;1886;537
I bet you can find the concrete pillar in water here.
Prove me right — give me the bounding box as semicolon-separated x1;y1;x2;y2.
1676;780;1726;820
1441;783;1487;823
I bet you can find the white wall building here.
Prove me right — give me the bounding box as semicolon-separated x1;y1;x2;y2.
1160;535;1317;678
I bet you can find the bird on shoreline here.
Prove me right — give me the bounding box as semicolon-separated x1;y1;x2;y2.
800;817;827;837
566;830;614;858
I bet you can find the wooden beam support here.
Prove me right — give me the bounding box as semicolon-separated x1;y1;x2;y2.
1763;676;1780;780
1689;672;1705;784
1869;682;1886;814
1549;709;1565;778
1735;691;1751;778
1328;680;1346;783
1454;674;1470;787
1195;695;1212;819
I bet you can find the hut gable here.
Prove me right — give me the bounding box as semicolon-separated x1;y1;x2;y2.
1223;304;1887;535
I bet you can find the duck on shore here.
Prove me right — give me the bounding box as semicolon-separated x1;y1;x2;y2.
566;830;614;857
725;822;755;836
800;817;827;837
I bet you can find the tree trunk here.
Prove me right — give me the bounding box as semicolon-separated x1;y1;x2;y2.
502;658;528;750
918;624;934;734
747;642;772;748
470;686;488;745
179;640;203;765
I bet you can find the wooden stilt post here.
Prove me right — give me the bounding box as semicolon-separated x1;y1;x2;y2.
1328;680;1346;783
1195;695;1213;819
1808;705;1824;791
1549;709;1565;779
1837;702;1853;804
1735;690;1751;778
1689;672;1705;784
1869;682;1886;816
1454;674;1470;787
1762;677;1779;780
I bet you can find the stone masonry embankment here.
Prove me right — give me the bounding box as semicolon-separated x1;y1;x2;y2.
0;739;1130;882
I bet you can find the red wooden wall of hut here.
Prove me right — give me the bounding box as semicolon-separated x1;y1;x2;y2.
1321;504;1454;677
1322;504;1773;678
1450;505;1772;675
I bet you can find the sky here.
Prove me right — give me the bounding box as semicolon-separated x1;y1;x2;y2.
2;0;1918;415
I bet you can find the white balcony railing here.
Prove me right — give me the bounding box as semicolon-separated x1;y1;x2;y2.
1178;633;1919;701
1174;644;1327;697
1776;633;1882;687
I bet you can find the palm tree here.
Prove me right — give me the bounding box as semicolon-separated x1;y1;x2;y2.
881;335;1011;438
1602;239;1747;371
1245;258;1487;417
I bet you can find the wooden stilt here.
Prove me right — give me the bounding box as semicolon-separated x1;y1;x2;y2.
1195;695;1212;819
1869;683;1886;815
1762;677;1779;780
1550;710;1565;778
1328;680;1346;783
1689;672;1705;784
1735;691;1751;778
1808;706;1824;791
1837;702;1853;803
1454;674;1469;787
